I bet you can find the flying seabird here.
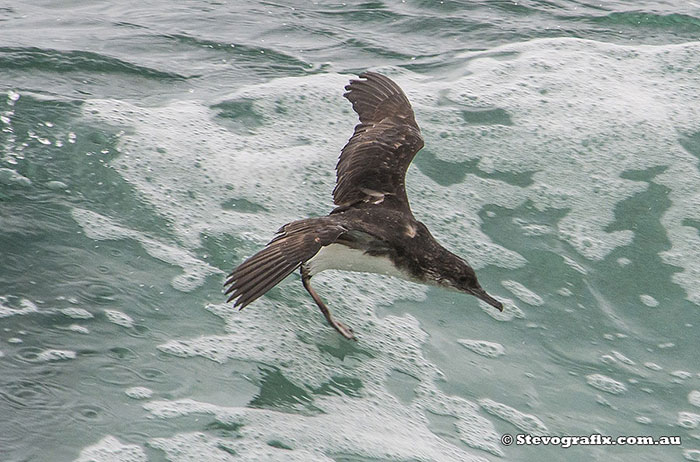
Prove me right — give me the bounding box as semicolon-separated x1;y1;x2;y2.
225;72;503;340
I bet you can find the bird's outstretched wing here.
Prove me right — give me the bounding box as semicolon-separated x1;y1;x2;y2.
224;219;346;309
333;72;424;211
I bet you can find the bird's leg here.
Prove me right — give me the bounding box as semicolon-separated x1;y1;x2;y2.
301;269;356;341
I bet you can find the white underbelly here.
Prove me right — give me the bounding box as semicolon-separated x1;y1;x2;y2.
304;243;406;279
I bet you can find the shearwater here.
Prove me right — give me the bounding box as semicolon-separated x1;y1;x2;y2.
225;72;503;340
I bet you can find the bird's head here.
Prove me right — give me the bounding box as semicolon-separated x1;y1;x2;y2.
433;254;504;311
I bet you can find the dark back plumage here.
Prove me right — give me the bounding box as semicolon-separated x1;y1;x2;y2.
333;72;424;211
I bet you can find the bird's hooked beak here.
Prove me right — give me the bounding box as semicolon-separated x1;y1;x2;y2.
470;287;504;311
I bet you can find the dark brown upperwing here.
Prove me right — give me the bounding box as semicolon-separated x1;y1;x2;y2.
224;218;346;309
333;72;424;210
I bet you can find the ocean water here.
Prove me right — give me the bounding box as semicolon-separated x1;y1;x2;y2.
1;1;700;461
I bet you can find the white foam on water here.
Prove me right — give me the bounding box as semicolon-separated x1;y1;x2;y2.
60;307;94;319
125;386;153;400
481;297;525;321
501;280;544;306
678;412;700;429
689;391;700;408
74;435;146;462
0;167;31;186
671;370;693;380
557;287;572;297
562;256;588;275
45;180;68;190
585;373;627;395
0;296;38;318
639;294;659;307
478;398;548;435
617;257;632;267
145;397;491;462
71;208;221;292
148;431;333;462
457;339;506;358
67;324;90;334
610;350;635;366
645;362;663;371
419;39;700;302
36;349;77;361
81;77;346;251
513;218;552;237
104;309;134;328
154;272;503;459
686;449;700;462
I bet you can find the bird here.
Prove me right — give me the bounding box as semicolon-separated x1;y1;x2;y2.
224;71;503;340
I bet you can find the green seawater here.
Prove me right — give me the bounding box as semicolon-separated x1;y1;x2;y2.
1;1;700;461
